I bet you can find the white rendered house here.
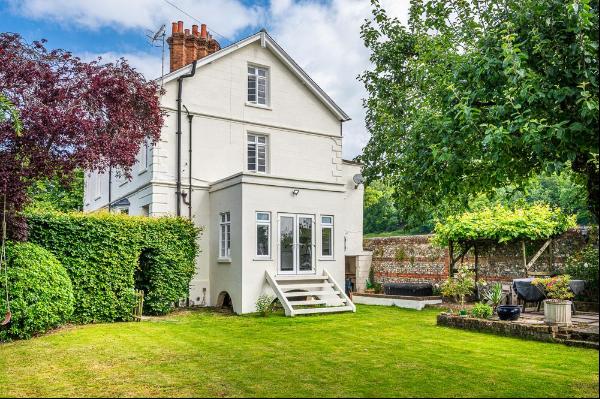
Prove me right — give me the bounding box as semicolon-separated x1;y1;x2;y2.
84;22;372;315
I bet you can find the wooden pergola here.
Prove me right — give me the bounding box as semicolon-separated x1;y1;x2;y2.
448;237;556;281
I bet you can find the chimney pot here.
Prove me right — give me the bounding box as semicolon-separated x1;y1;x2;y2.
172;22;178;33
200;24;207;39
177;20;184;32
192;24;199;37
185;28;190;35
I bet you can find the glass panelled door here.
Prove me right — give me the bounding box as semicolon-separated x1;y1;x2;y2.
278;214;315;275
279;215;295;274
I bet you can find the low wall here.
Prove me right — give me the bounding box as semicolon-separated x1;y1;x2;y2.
363;227;597;286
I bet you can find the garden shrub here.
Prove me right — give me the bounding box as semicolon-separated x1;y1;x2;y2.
255;294;276;317
564;243;599;302
471;303;493;319
26;210;200;322
0;242;74;341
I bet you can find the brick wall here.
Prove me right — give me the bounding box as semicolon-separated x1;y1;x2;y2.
363;227;597;285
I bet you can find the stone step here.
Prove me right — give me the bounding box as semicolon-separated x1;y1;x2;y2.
281;283;334;290
288;300;328;306
275;275;329;281
293;306;355;315
284;290;340;298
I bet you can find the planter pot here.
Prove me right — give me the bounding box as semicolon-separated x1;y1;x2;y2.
497;305;521;321
543;300;572;326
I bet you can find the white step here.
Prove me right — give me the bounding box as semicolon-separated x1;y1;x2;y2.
280;283;334;290
293;306;354;315
288;300;327;306
275;275;329;281
284;290;340;297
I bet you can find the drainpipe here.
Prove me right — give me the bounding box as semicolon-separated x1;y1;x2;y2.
183;105;194;221
108;165;112;212
176;60;197;217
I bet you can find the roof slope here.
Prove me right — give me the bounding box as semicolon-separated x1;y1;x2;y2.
160;30;350;121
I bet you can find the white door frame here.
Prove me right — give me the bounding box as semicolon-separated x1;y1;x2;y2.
277;213;316;275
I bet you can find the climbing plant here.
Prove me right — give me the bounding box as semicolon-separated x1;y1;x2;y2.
433;204;576;246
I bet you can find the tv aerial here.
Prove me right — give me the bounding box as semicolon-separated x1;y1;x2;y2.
146;24;167;89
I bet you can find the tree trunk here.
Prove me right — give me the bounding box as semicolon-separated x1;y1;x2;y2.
573;154;599;224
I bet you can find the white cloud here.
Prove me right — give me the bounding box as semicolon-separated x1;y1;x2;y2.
79;51;163;80
7;0;411;158
7;0;263;39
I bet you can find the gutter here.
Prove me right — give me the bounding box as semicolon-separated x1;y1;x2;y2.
175;60;197;217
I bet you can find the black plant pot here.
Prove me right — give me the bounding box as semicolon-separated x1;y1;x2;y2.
497;305;521;321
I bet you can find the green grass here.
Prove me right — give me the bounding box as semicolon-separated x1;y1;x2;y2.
0;306;597;398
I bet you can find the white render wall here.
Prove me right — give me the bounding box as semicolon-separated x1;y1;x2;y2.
83;36;369;314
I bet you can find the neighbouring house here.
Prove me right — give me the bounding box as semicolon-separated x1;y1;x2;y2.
84;21;372;315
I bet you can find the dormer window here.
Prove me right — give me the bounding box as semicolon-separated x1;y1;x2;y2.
248;65;269;106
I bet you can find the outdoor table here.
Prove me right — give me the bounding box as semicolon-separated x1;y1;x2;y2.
512;278;585;313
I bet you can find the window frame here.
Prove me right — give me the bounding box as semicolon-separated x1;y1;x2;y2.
247;133;268;173
139;140;150;174
219;211;231;261
320;215;334;260
255;211;271;259
247;64;270;107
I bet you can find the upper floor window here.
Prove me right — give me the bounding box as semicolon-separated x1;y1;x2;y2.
248;65;269;106
139;139;150;172
247;134;268;173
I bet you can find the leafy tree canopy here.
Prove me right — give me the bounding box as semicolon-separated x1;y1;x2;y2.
0;33;164;239
359;0;599;224
27;169;84;213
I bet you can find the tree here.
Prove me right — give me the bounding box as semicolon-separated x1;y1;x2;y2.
359;0;599;223
27;169;84;213
0;34;164;239
363;181;400;233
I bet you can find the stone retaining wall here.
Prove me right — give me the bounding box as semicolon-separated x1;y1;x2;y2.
363;227;597;286
436;313;599;349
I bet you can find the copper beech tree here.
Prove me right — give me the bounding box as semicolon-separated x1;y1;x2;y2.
0;33;164;239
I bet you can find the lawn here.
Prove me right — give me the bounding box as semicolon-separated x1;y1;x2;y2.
0;305;597;398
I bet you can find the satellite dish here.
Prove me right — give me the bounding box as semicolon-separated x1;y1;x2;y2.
352;174;364;187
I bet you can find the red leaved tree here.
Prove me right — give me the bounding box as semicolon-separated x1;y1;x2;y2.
0;33;164;240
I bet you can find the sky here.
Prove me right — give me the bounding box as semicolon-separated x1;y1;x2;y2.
0;0;410;159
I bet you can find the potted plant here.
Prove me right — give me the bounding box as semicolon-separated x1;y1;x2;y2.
441;265;475;316
482;282;504;313
532;275;574;326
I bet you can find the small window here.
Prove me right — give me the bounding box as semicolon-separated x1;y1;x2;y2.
94;173;102;199
248;65;269;106
321;215;334;258
219;212;231;259
247;134;268;173
256;212;270;257
140;140;150;172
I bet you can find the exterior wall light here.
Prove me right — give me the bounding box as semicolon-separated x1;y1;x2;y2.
292;189;300;196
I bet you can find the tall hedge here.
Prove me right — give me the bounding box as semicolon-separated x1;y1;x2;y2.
26;211;200;323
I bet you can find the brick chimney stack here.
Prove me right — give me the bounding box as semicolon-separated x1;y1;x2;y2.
167;20;221;72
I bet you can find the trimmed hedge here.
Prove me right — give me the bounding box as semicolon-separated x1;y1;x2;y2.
0;242;74;341
26;210;200;323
